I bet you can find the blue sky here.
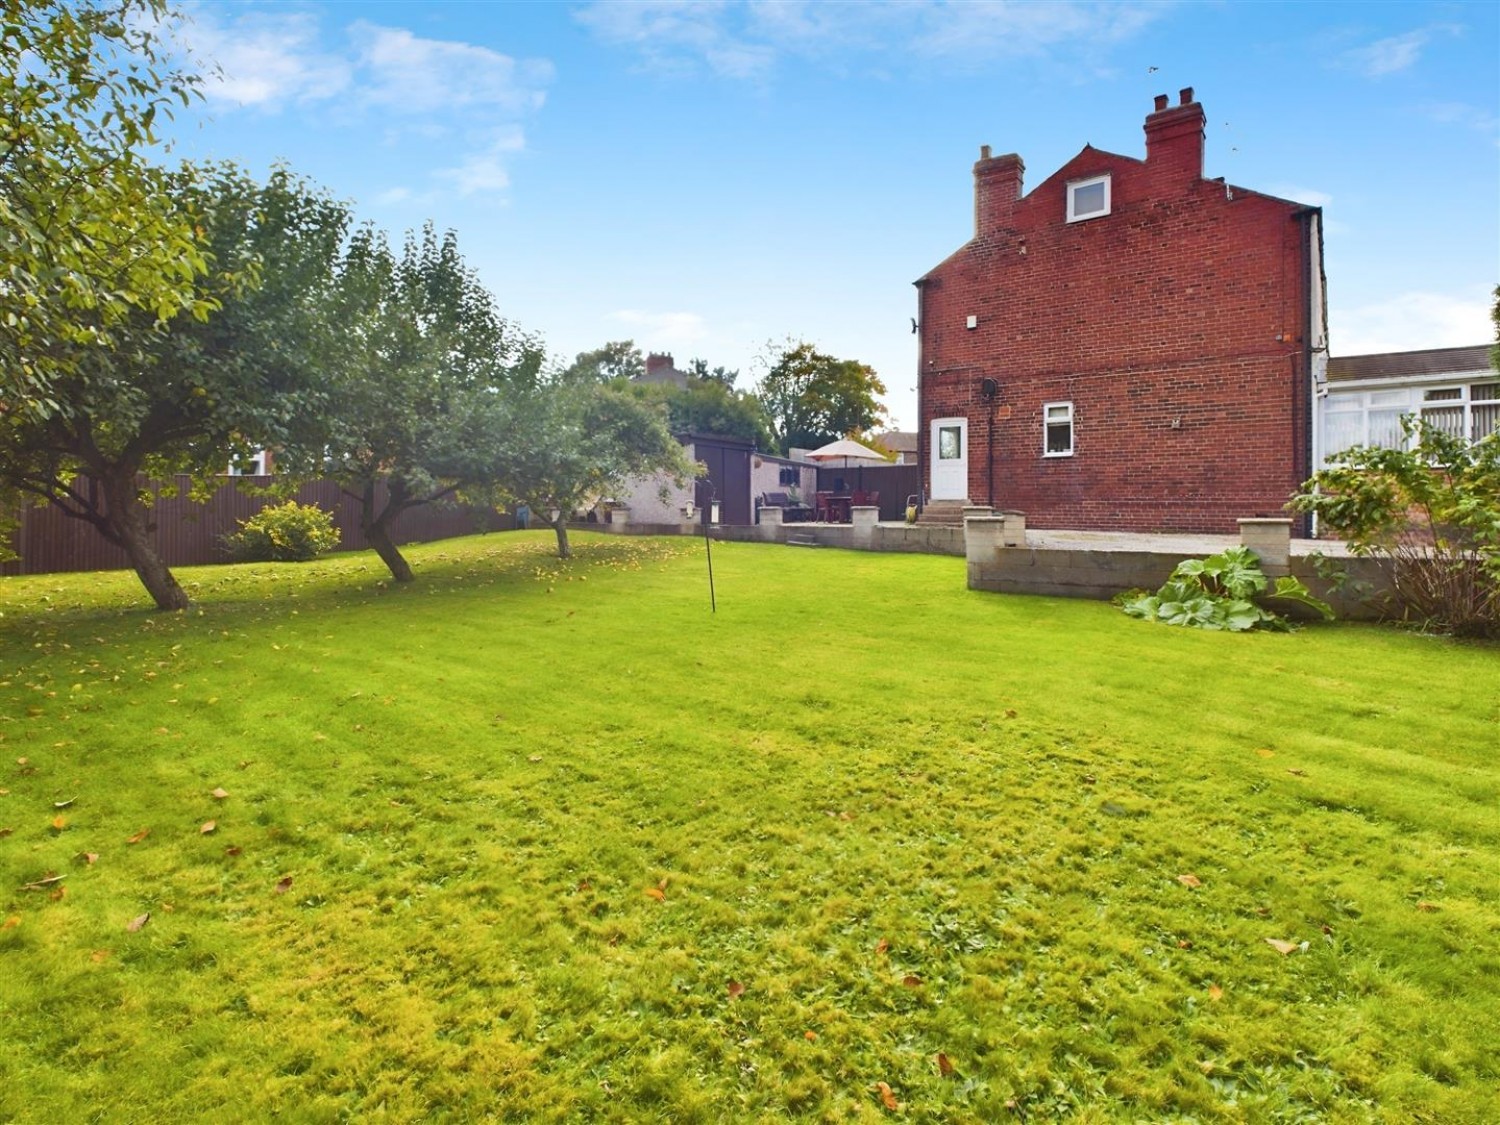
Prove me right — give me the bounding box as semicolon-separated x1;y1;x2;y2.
158;1;1498;431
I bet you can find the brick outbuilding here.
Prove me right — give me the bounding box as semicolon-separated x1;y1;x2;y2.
916;89;1328;533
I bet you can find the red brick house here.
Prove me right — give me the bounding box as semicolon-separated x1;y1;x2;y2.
915;88;1327;533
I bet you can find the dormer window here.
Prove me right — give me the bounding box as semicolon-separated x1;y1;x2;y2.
1067;174;1111;222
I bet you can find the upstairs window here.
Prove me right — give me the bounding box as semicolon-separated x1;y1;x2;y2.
1067;174;1111;223
1043;402;1074;457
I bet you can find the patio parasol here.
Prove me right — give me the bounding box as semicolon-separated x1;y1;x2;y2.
805;438;887;493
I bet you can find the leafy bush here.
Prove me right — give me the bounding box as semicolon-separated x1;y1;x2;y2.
1119;546;1332;632
225;501;341;563
1288;418;1499;638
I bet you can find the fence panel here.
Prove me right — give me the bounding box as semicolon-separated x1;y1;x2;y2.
4;476;513;577
815;463;922;521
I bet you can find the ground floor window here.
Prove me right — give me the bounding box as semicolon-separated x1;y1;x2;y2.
1321;382;1499;461
1043;402;1074;457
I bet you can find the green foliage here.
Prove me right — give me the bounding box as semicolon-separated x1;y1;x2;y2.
755;338;888;454
686;356;739;387
626;377;775;449
223;501;340;562
0;164;352;609
1289;417;1499;637
1;0;212;417
499;379;696;558
560;339;645;383
1120;546;1332;631
278;222;544;582
0;536;1496;1121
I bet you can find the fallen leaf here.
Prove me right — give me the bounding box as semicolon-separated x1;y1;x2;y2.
1004;709;1017;719
48;886;65;902
902;974;922;988
936;1052;955;1077
657;877;669;891
727;980;745;999
77;852;98;865
200;820;216;835
1208;983;1224;1002
1177;939;1194;949
875;1082;899;1110
274;876;293;895
2;916;19;930
874;938;889;955
50;815;66;830
577;880;592;892
644;887;666;902
211;788;229;800
90;949;110;963
1199;1060;1216;1075
1255;748;1275;758
528;755;543;763
1081;774;1096;785
1265;938;1298;956
125;912;150;933
1176;874;1202;888
225;846;242;857
0;828;12;838
1416;901;1440;913
804;1030;817;1041
1287;768;1306;777
16;757;28;766
126;828;149;844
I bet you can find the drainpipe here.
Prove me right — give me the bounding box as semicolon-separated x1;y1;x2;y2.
913;278;929;513
1291;205;1324;538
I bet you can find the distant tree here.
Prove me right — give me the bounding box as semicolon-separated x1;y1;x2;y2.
1491;284;1499;373
1;0;213;418
500;378;695;559
755;340;888;454
626;379;775;449
562;340;645;384
279;223;543;584
687;357;739;388
0;165;350;610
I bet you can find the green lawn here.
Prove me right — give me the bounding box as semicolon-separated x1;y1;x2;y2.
1;532;1496;1123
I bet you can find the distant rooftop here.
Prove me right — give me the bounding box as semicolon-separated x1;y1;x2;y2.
1327;344;1493;383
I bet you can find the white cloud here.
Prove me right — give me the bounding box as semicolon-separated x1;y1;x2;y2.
178;9;351;107
1340;24;1461;79
349;22;553;114
1333;291;1493;356
607;310;712;347
169;9;551;199
576;0;1170;80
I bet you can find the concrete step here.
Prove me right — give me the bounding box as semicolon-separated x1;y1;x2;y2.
786;536;821;547
916;500;970;527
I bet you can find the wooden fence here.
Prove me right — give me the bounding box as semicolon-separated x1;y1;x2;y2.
814;463;923;522
3;476;514;577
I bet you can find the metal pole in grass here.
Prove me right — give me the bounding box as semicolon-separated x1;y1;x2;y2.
702;477;717;613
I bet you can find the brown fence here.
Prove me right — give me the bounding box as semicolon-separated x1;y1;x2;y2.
814;463;923;521
3;476;515;577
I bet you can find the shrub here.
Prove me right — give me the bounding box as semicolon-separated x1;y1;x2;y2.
225;501;341;563
1288;418;1499;638
1119;546;1332;632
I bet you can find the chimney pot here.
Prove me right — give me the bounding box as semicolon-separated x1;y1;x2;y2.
1154;93;1168;112
980;144;991;159
1179;86;1194;105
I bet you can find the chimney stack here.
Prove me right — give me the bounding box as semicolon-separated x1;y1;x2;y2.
1144;87;1205;183
974;148;1025;239
645;353;674;378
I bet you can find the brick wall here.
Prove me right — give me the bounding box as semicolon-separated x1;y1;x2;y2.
919;90;1315;534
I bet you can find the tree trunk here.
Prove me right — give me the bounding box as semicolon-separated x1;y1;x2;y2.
103;473;191;611
551;516;571;559
361;481;415;583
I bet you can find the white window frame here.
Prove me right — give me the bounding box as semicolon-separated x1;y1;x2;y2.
1043;401;1074;457
1066;174;1111;223
1320;380;1499;463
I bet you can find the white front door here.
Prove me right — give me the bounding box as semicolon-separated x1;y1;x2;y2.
929;417;968;501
